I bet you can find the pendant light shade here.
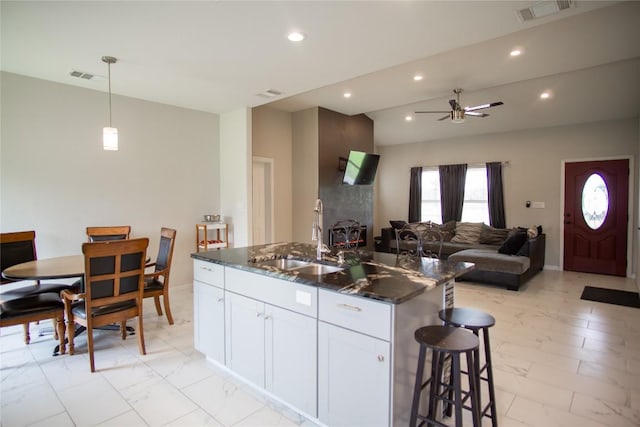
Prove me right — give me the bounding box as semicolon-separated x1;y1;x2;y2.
103;127;118;150
102;56;118;151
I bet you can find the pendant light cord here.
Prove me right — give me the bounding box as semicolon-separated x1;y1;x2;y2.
107;61;112;127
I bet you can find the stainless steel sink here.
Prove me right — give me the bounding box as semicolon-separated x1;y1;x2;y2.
258;259;311;269
255;258;344;275
293;264;344;275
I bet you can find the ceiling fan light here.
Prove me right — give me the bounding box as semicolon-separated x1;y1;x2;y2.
451;110;465;123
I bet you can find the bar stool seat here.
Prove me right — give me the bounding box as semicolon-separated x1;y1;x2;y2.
410;325;481;427
439;307;498;427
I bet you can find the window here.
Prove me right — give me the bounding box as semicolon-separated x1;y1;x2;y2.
420;168;441;223
421;165;490;224
461;167;489;224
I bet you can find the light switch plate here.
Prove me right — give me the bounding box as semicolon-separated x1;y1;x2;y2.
531;201;545;209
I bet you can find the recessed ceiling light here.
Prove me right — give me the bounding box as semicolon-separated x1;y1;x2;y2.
413;74;423;81
510;49;522;57
343;92;352;99
540;91;552;99
287;31;305;42
405;115;413;121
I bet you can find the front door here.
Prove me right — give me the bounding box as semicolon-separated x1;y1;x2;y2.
564;159;628;276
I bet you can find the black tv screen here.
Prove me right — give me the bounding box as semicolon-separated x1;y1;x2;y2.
342;151;380;185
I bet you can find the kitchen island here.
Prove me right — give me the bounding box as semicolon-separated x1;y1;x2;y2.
191;242;473;426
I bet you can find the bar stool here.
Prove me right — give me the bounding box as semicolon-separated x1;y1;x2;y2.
410;325;481;427
439;307;498;427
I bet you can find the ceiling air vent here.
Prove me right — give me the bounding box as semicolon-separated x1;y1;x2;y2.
69;70;96;80
517;0;574;22
256;89;283;99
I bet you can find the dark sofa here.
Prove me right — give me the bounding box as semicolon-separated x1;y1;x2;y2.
375;224;545;291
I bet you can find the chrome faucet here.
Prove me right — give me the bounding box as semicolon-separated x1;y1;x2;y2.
312;198;330;260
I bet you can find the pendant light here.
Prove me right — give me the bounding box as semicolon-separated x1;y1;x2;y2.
102;56;118;151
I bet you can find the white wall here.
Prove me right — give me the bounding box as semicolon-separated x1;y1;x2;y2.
376;118;638;271
292;108;319;243
0;72;220;286
220;108;252;247
252;106;293;243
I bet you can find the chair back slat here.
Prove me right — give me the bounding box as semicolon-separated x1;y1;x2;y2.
82;238;148;311
86;226;131;242
154;228;176;273
1;231;37;284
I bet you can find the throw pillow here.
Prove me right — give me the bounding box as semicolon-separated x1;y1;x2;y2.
389;220;407;230
479;224;510;245
498;230;528;255
439;220;456;242
451;222;483;244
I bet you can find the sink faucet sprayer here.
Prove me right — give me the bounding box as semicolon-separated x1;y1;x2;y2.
312;198;330;260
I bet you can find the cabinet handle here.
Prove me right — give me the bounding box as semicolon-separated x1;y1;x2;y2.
336;303;362;312
200;266;212;272
217;297;224;303
263;315;271;320
256;312;263;317
378;355;384;362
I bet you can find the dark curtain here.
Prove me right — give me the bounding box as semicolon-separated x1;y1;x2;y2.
486;162;506;228
408;167;422;223
439;164;467;222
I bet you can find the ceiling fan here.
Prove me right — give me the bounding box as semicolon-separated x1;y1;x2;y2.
415;88;503;123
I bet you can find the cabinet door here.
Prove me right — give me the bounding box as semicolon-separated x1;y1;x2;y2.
318;322;391;427
193;281;225;364
265;304;317;417
225;292;265;387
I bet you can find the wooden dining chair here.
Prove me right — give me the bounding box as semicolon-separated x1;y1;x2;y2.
144;228;177;325
86;226;131;242
62;238;149;372
0;293;65;349
1;231;76;344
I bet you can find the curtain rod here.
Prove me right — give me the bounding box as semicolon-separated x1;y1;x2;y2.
421;161;510;169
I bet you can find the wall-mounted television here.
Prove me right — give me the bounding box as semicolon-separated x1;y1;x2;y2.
342;150;380;185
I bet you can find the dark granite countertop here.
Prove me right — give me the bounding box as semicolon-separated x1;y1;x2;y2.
191;242;474;304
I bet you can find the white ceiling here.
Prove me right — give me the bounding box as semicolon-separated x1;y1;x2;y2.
2;1;639;146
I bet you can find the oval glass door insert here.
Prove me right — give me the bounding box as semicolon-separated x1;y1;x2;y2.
582;173;608;229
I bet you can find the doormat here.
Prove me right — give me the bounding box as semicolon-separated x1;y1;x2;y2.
580;286;640;308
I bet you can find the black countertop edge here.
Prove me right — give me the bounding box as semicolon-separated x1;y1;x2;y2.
191;242;474;304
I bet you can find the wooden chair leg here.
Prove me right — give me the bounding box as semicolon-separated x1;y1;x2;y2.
22;323;31;344
65;301;75;355
87;325;95;373
51;318;59;340
153;296;163;316
120;322;126;340
56;315;66;355
162;292;174;325
137;315;146;356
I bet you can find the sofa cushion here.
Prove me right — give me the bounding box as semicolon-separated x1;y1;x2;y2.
439;220;456;242
451;222;483;244
449;249;530;275
498;230;528;255
479;225;509;245
389;220;407;230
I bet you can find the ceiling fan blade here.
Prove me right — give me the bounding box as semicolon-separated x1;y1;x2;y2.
466;111;489;117
415;110;450;114
437;114;450;121
465;101;503;112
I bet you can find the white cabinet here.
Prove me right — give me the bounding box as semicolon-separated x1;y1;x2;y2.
318;289;392;426
193;260;225;364
266;303;317;416
224;268;318;417
318;322;390;427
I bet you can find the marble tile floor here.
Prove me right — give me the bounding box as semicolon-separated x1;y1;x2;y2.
1;270;639;427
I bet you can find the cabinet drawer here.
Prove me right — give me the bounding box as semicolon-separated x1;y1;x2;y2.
194;259;224;288
319;289;391;341
225;267;317;317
